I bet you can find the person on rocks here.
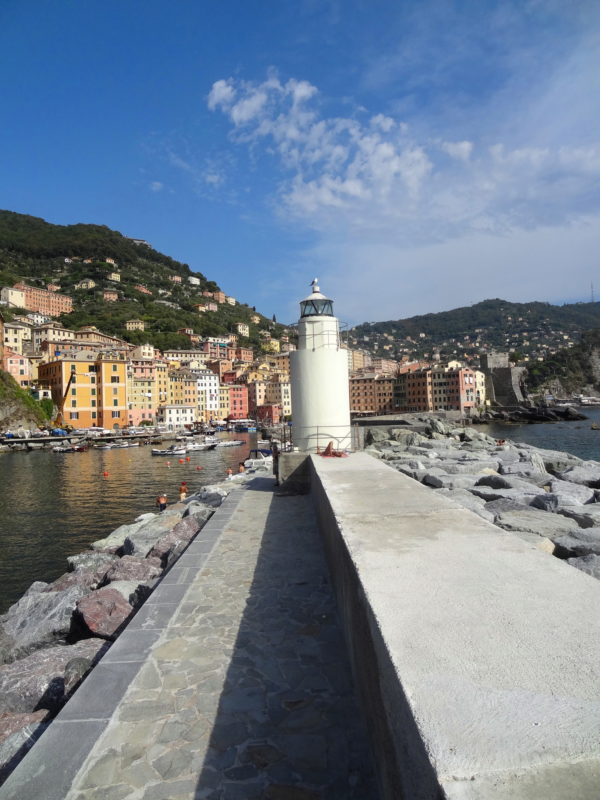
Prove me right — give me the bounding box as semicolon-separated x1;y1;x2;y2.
179;481;188;501
156;492;168;512
226;467;233;480
238;462;246;474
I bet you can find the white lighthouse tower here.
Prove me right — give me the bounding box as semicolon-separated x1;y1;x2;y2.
290;279;352;452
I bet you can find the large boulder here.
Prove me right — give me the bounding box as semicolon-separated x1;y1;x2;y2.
123;509;185;557
194;485;230;508
364;427;390;445
91;515;157;553
74;587;134;639
567;554;600;580
436;489;495;522
556;464;600;488
556;506;600;529
522;446;582;474
149;513;210;567
553;528;600;558
548;478;596;505
0;638;106;714
423;474;480;491
101;555;163;586
0;581;92;664
484;498;533;519
0;711;49;783
67;552;120;573
494;508;580;539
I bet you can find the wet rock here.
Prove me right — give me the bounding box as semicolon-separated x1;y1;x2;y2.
567;554;600;579
0;639;106;714
102;555;163;585
0;582;91;663
494;508;579;539
74;586;134;639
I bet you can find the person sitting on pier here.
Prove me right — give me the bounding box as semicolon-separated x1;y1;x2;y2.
156;493;168;512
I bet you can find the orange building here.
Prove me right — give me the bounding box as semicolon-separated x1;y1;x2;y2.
13;283;73;317
39;353;128;428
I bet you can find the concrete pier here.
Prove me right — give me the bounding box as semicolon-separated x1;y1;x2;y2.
0;479;377;800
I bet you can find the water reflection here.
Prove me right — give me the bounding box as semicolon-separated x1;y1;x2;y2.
0;434;256;612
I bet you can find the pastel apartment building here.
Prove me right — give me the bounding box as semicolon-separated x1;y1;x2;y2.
235;322;250;337
1;287;26;308
3;347;32;387
3;322;32;355
103;290;119;302
39;353;129;428
169;275;182;284
13;283;73;317
134;285;153;296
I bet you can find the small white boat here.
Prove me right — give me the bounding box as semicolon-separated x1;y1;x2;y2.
151;445;187;456
215;440;244;447
244;452;273;470
185;441;217;452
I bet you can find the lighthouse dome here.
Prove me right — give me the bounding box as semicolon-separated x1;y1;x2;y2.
299;278;334;318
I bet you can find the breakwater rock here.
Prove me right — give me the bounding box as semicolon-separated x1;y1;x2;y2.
365;416;600;568
0;481;238;783
473;405;587;424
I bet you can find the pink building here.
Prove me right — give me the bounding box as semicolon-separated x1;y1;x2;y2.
3;347;32;387
227;384;249;420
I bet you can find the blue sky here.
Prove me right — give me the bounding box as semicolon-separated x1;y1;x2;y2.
1;1;599;326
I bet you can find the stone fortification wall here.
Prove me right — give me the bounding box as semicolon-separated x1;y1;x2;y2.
309;451;600;800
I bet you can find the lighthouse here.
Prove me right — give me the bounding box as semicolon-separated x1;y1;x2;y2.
290;279;352;452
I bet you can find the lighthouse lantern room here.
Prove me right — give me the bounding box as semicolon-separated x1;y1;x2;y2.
290;279;352;453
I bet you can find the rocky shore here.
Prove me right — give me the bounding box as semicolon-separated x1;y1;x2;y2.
0;476;253;783
473;405;587;424
365;416;600;578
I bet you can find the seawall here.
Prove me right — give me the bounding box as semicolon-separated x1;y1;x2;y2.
309;451;600;799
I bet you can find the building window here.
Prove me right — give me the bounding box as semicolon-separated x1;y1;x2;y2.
113;399;118;406
91;388;96;396
111;376;119;383
112;411;120;418
71;400;77;408
112;364;118;372
92;411;97;419
69;412;79;420
91;400;96;407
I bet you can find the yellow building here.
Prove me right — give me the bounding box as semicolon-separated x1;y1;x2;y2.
261;339;281;353
167;369;199;420
39;353;128;428
218;385;230;420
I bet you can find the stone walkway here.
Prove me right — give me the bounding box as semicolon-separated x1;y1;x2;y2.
15;477;378;800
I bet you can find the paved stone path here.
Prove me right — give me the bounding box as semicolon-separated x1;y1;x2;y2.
63;478;379;800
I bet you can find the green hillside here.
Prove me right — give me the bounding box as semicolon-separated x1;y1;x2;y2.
0;210;282;351
352;298;600;343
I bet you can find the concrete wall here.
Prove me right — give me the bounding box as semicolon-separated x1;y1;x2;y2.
309;452;600;799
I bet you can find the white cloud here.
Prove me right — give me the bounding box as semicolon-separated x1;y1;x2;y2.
440;140;473;162
150;181;164;192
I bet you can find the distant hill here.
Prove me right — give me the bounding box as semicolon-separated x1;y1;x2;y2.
0;210;281;350
349;298;600;363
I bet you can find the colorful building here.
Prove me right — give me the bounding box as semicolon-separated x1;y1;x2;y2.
38;353;128;428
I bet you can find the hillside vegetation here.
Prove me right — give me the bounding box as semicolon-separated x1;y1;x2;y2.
0;370;48;428
0;210;281;350
526;331;600;396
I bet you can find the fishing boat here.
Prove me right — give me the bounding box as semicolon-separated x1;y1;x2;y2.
151;445;187;456
215;439;244;448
